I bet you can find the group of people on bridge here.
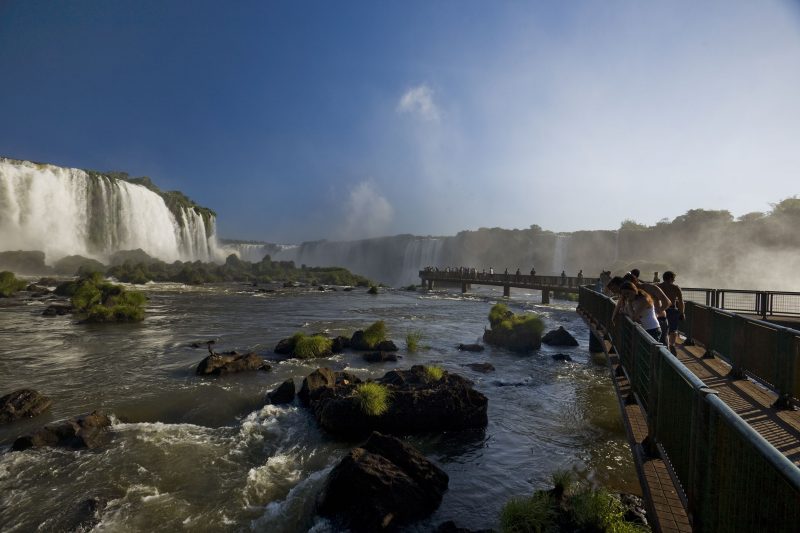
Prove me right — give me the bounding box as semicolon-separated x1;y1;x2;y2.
421;265;585;286
602;268;685;354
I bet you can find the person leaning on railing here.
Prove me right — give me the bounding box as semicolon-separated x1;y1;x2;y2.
615;281;663;341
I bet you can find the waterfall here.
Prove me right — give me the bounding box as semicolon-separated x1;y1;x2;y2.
551;234;571;274
0;158;221;264
400;238;444;285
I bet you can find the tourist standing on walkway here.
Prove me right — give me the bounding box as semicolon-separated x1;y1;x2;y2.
560;270;566;285
653;272;660;283
624;273;671;343
658;271;684;355
617;281;662;341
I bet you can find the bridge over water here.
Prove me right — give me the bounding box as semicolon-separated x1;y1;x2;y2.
418;268;800;532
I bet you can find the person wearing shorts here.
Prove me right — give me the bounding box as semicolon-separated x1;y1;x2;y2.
659;271;684;355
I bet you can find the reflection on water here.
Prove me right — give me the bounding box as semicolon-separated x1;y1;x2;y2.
0;284;637;531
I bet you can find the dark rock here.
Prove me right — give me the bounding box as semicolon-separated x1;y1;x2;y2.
350;330;370;350
37;277;60;286
363;352;398;363
189;339;216;349
367;286;379;295
12;410;112;451
0;389;52;424
331;335;350;353
267;379;296;405
457;343;485;352
542;326;579;347
375;340;398;352
465;363;495;373
274;337;295;355
305;365;488;438
26;284;51;295
318;431;449;532
343;287;354;292
437;520;495;533
551;353;573;362
620;493;648;527
71;497;107;532
318;285;326;291
42;303;72;316
196;352;270;376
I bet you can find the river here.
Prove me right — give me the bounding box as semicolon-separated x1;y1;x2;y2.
0;283;637;532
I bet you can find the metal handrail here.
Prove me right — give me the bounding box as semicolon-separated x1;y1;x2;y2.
578;286;800;531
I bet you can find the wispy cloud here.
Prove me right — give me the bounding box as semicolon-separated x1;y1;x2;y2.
396;84;440;122
337;181;394;239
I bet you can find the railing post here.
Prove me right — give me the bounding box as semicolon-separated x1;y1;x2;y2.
728;314;747;379
690;388;719;533
773;327;796;410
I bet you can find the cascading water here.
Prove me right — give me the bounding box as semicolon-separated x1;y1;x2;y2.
0;158;221;263
400;238;444;284
551;234;571;274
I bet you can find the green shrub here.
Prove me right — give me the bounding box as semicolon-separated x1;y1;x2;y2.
293;334;333;359
423;365;444;381
551;470;574;500
363;320;387;348
354;382;392;416
367;285;379;295
69;274;146;323
571;488;641;532
406;331;423;352
485;304;545;353
0;271;27;297
499;492;554;533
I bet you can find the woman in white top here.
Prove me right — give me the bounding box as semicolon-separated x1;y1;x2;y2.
618;281;662;341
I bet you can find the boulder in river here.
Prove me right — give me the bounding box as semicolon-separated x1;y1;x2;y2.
542;326;579;347
457;343;485;352
318;431;449;532
267;379;296;405
42;303;73;316
551;353;573;362
196;352;271;376
465;362;495;373
363;352;398;363
331;335;350;353
12;410;112;451
301;365;488;438
0;389;52;424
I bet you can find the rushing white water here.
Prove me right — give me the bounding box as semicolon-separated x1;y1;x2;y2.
552;234;571;274
221;242;298;263
400;237;444;284
0;158;221;263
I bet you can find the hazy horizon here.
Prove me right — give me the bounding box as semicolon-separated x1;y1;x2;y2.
2;1;800;242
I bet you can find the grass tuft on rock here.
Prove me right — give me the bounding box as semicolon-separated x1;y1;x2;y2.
63;273;146;323
292;334;334;359
500;492;554;533
406;331;423;352
423;365;444;381
354;382;392;416
367;285;379;295
0;271;28;297
363;320;387;348
484;303;544;353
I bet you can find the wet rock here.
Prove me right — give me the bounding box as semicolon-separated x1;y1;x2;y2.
189;339;216;349
267;379;296;405
457;343;485;352
26;284;51;295
71;497;107;532
363;352;398;363
437;521;495;533
37;277;61;286
331;335;350;353
304;365;488;438
42;303;73;316
343;287;354;292
551;353;573;362
465;362;495;373
12;410;112;451
542;326;579;347
620;493;648;527
318;431;449;532
375;340;398;352
274;337;295;355
0;389;52;424
196;352;270;376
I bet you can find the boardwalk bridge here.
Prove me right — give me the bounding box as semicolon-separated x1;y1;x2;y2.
419;268;800;532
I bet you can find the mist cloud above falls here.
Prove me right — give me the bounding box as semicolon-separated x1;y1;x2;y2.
337;181;394;240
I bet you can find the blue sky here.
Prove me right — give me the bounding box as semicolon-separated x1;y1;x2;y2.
2;1;799;242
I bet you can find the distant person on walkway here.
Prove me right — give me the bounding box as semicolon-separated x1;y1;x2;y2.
617;281;662;341
560;270;566;285
577;270;583;285
530;267;536;277
489;267;494;277
658;271;684;355
623;273;671;343
630;268;641;280
515;268;521;281
653;272;660;283
599;270;612;294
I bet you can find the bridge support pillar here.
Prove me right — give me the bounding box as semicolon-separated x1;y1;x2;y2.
461;282;470;293
589;331;604;353
503;285;510;297
427;280;434;290
541;289;550;304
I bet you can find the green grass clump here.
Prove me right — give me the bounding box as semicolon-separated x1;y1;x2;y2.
363;320;387;348
423;365;444;381
571;488;644;532
354;382;392;416
292;333;333;359
500;492;554;533
68;273;146;323
485;304;545;353
406;331;423;352
0;271;28;297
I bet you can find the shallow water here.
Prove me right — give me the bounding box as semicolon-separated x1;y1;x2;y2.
0;283;637;532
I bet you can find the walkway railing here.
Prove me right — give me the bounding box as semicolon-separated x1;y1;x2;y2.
682;301;800;404
683;287;800;318
579;286;800;532
418;270;599;288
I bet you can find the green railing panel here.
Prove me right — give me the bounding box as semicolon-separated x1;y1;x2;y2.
739;318;779;389
711;309;735;362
